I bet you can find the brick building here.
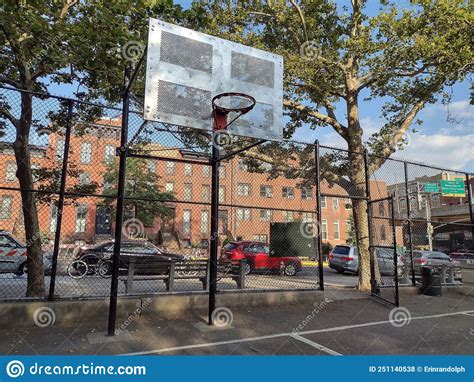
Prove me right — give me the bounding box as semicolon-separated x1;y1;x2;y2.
0;119;387;249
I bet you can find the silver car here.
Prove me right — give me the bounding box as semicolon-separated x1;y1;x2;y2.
0;231;52;275
402;250;461;279
329;245;404;276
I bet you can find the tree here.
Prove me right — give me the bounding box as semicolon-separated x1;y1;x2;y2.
102;157;175;228
0;0;184;296
187;0;472;291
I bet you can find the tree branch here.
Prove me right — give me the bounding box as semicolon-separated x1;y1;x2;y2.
284;99;349;139
289;0;307;41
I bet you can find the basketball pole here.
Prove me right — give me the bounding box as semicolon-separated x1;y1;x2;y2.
208;112;227;325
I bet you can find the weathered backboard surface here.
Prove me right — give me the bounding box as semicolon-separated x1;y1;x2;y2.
144;18;283;141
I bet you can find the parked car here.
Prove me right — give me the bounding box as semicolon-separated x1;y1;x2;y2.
448;249;474;261
328;245;404;276
0;231;52;275
401;250;462;279
75;240;183;275
221;241;302;276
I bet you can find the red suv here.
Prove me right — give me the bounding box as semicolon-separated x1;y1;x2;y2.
221;241;302;276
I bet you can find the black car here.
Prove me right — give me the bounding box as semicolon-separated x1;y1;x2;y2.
75;240;183;275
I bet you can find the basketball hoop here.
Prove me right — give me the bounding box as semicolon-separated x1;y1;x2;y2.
212;92;256;131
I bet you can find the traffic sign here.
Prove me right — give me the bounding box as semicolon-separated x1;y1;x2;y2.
423;183;439;193
441;179;466;197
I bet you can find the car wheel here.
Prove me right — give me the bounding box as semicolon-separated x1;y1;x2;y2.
16;261;27;276
284;262;297;276
244;261;252;275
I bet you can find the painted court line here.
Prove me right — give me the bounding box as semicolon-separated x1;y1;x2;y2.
123;309;474;355
289;333;342;356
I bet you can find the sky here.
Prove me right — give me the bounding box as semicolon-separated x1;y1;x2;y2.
171;0;473;173
43;0;472;173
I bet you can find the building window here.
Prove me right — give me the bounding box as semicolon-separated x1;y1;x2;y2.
380;225;387;241
5;162;16;182
333;220;340;240
378;202;385;217
237;183;251;197
301;187;312;200
78;172;90;186
237;208;251;221
219;165;226;178
104;145;115;164
282;211;294;222
80;142;92;164
50;203;58;233
147;161;156;173
0;196;13;219
282;187;295;199
259;209;273;221
260;185;273;198
252;234;267;243
56;140;65;161
165;182;174;192
333;198;339;210
201;185;210;202
399;198;407;211
184;163;193;176
301;212;312;222
321;196;327;208
75;205;87;233
219;186;226;203
166;161;175;175
345;198;352;209
238;159;248;171
321;219;328;240
201;210;209;234
182;210;191;235
202;166;210;177
184;183;192;201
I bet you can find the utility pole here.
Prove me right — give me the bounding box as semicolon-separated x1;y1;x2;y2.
425;195;433;251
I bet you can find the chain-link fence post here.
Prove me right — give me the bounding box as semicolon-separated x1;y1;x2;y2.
404;162;416;285
47;99;74;301
314;140;324;290
107;64;131;336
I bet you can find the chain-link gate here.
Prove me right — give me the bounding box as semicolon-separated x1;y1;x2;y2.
369;196;399;307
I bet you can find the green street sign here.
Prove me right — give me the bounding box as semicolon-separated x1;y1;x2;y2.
423;183;439;193
441;179;466;197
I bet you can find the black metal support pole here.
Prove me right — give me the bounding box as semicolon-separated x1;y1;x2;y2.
364;150;375;294
107;64;131;336
391;197;400;307
404;162;415;286
314;140;324;291
48;100;74;301
466;174;474;242
208;133;220;324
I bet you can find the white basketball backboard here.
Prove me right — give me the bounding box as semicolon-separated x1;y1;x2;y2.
144;18;283;141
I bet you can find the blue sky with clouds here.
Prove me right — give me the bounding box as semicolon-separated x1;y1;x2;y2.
174;0;473;172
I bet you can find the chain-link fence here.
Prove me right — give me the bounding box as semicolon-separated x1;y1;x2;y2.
0;85;473;301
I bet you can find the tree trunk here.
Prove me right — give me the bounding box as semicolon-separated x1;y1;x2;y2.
14;91;45;297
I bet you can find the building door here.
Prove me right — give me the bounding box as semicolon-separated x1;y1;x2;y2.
95;205;111;235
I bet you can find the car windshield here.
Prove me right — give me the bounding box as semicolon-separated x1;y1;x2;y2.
224;243;239;251
332;246;351;255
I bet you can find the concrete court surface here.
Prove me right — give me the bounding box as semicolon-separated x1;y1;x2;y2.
0;288;473;356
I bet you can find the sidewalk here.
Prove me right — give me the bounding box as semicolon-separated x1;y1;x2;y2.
0;288;472;355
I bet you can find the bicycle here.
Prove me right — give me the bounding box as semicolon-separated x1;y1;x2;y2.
67;256;112;279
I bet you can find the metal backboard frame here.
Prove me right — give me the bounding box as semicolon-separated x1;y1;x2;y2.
144;18;284;141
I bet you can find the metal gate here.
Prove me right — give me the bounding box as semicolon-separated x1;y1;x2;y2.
368;196;399;307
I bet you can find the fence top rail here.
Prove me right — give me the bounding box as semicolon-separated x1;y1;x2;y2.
1;85;472;177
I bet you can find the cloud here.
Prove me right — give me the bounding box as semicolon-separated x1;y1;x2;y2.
395;133;474;171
